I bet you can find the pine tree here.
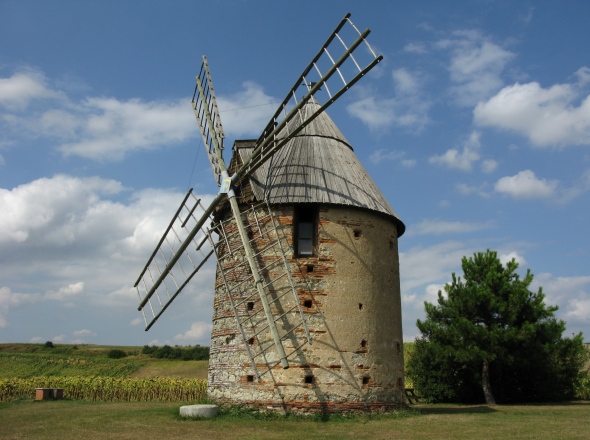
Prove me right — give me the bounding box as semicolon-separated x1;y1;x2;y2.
407;250;588;404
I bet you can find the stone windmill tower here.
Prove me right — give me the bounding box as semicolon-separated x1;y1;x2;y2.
135;14;406;412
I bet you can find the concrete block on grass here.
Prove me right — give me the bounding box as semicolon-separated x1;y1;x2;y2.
179;404;219;419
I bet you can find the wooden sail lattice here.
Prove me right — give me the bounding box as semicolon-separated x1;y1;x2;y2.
211;199;312;379
134;189;216;331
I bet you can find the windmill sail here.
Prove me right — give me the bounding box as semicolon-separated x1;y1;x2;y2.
192;56;225;186
135;12;383;369
234;13;382;181
134;189;221;330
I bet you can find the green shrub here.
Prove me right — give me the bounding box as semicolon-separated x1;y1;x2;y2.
107;349;127;359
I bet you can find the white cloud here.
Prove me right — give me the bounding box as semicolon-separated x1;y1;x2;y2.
408;219;494;236
474;76;590;147
73;329;97;338
499;251;527;267
44;282;84;301
456;182;491;198
347;68;431;131
0;174;217;328
404;42;428;54
0;71;61;110
0;71;281;162
0;287;41;328
58;97;197;160
437;30;515;107
216;81;277;138
481;159;498;173
173;321;213;343
532;273;590;334
429;131;481;171
425;283;446;303
369;149;415;166
495;170;558;199
400;241;473;293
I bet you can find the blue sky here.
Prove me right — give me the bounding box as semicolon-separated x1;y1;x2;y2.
1;1;589;346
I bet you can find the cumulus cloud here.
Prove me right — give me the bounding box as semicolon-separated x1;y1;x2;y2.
0;70;279;162
429;131;482;171
532;273;590;334
174;321;213;343
0;283;86;328
436;30;515;107
44;282;85;301
499;251;527;267
0;287;40;328
57;97;197;160
495;170;559;199
216;81;277;138
0;70;62;110
347;68;431;131
474;71;590;147
0;174;217;329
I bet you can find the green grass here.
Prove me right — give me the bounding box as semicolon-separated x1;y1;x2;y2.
0;400;588;439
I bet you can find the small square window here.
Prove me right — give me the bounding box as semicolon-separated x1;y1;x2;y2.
247;375;254;382
303;299;313;308
362;376;370;385
304;375;314;384
247;301;254;311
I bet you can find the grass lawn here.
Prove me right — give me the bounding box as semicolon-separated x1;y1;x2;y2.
1;400;588;439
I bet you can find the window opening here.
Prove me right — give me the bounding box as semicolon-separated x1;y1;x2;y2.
303;299;313;308
247;375;254;382
247;301;254;311
354;229;362;239
362;376;370;385
304;375;314;384
295;206;317;257
358;303;363;310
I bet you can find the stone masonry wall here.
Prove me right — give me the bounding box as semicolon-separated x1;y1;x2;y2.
207;203;405;412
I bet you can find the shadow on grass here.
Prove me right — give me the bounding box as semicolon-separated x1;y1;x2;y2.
413;405;498;415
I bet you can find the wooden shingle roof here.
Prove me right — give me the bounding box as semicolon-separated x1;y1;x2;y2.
232;101;405;236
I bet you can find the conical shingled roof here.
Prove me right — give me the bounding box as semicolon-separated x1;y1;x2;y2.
233;101;405;236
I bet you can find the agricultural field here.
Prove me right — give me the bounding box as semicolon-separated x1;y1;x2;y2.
0;343;208;403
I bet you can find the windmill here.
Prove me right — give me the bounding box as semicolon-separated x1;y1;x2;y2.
135;13;406;412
